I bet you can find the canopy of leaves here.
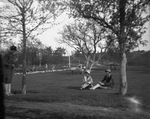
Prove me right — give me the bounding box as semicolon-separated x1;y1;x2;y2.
59;19;117;69
0;0;65;44
60;19;115;55
69;0;150;51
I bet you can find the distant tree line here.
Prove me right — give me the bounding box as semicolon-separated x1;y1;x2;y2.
15;46;67;67
127;50;150;66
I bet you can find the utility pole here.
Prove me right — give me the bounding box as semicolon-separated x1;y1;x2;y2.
69;55;70;68
66;45;71;68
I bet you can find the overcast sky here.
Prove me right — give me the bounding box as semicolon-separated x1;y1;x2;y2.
37;4;150;52
37;14;150;52
0;0;150;53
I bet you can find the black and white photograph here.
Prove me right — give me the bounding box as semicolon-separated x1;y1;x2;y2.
0;0;150;119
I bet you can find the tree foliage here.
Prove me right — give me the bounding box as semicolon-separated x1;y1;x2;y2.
69;0;150;51
1;0;63;40
59;19;115;69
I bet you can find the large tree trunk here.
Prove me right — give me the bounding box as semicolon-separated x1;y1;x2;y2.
22;9;27;94
118;0;128;95
119;52;127;95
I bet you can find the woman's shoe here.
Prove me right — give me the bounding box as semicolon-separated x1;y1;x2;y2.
5;93;10;96
9;93;13;96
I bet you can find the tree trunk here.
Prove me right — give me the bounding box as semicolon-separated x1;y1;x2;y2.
22;73;26;94
119;52;127;95
86;56;90;69
22;9;27;94
118;0;128;95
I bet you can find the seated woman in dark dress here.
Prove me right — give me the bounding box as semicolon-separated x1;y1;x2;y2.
90;69;114;90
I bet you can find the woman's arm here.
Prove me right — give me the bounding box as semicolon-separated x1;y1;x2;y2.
87;76;93;84
82;76;87;83
100;75;106;83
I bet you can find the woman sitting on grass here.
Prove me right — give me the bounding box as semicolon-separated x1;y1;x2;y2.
90;69;114;90
80;69;93;90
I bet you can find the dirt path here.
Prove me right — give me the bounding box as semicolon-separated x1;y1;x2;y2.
5;100;150;119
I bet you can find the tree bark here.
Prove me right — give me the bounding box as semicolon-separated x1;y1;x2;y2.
22;73;26;94
22;8;27;94
86;56;90;69
118;0;128;95
119;52;127;95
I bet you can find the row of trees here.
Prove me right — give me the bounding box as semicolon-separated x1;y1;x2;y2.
17;46;66;67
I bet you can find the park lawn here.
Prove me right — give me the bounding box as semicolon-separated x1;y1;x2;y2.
4;66;150;119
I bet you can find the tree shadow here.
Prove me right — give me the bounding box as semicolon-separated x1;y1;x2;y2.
12;90;39;94
67;86;81;90
67;86;93;91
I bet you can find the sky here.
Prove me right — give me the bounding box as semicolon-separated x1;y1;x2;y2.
37;5;150;53
37;15;150;53
37;12;74;54
0;0;150;53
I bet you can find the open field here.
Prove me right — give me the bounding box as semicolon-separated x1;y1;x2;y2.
4;66;150;119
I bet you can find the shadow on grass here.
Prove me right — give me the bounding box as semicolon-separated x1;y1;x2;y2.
67;86;81;90
6;107;115;119
12;90;39;94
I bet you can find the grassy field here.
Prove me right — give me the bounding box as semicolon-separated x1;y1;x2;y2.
4;66;150;119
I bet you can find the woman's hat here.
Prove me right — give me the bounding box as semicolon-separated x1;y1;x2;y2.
10;45;17;51
105;69;111;73
85;69;90;74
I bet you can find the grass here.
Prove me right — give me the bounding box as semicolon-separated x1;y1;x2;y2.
4;66;150;119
